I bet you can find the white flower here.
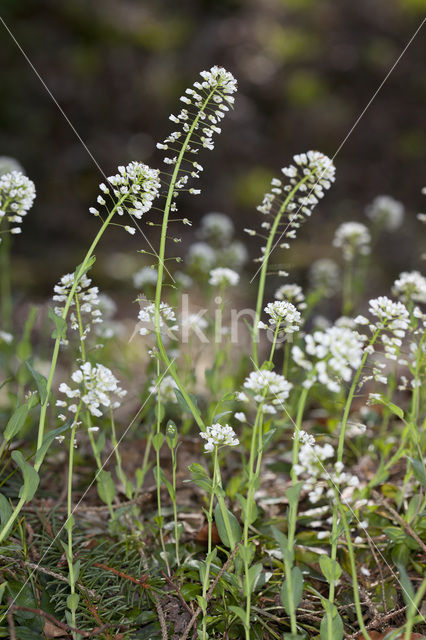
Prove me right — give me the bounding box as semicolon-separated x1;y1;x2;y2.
274;283;307;311
93;162;160;220
133;266;158;289
198;212;234;246
200;423;239;452
261;301;302;334
309;259;340;297
234;412;246;422
293;325;365;393
242;370;292;413
392;271;426;305
156;67;237;205
138;301;178;338
53;272;103;343
125;225;136;235
368;296;409;335
366;195;404;230
333;222;371;260
58;362;126;418
148;375;178;403
254;152;335;261
0;171;35;235
0;157;24;176
218;241;249;270
186;242;217;273
209;267;240;287
0;330;13;344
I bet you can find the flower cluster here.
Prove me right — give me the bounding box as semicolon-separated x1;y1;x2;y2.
209;267;240;287
148;375;178;403
365;195;404;230
257;151;335;217
0;171;36;238
309;258;341;297
138;301;178;338
186;242;217;273
133;266;158;289
198;212;234;246
258;301;302;334
89;162;161;233
274;283;307;311
250;151;335;263
57;362;126;419
294;435;359;505
239;370;293;414
200;423;239;452
53;272;102;343
392;271;426;305
292;325;366;393
355;296;409;374
156;67;237;207
333;222;371;261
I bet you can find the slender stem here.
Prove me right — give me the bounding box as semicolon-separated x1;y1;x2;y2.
67;422;78;639
285;385;309;634
252;175;311;366
36;200;126;458
171;448;180;566
201;447;218;640
328;330;380;623
155;361;170;576
339;503;372;640
0;233;12;330
342;259;353;316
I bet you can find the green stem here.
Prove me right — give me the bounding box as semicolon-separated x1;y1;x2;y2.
67;422;78;640
285;385;309;635
154;91;219;432
339;504;372;640
155;362;170;576
342;259;353;316
252;175;311;366
171;448;180;566
36;199;126;459
0;232;12;330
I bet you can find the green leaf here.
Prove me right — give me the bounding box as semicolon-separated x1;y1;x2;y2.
214;501;242;549
166;420;178;449
25;361;48;405
244;563;263;596
281;566;304;615
229;605;247;625
408;457;426;488
320;613;344;640
96;470;116;506
319;556;342;584
285;482;303;507
34;422;72;468
174;388;198;413
0;494;12;529
11;450;39;502
152;432;164;452
396;563;415;608
67;593;80;611
48;307;67;340
370;394;404;420
4;398;36;442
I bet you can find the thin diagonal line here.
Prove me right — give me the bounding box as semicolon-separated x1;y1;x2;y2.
248;355;422;616
250;15;426;285
3;356;176;621
0;14;175;284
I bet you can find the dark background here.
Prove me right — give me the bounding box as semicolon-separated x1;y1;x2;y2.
1;0;425;299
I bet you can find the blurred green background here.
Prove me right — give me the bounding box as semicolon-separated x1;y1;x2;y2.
1;0;425;298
